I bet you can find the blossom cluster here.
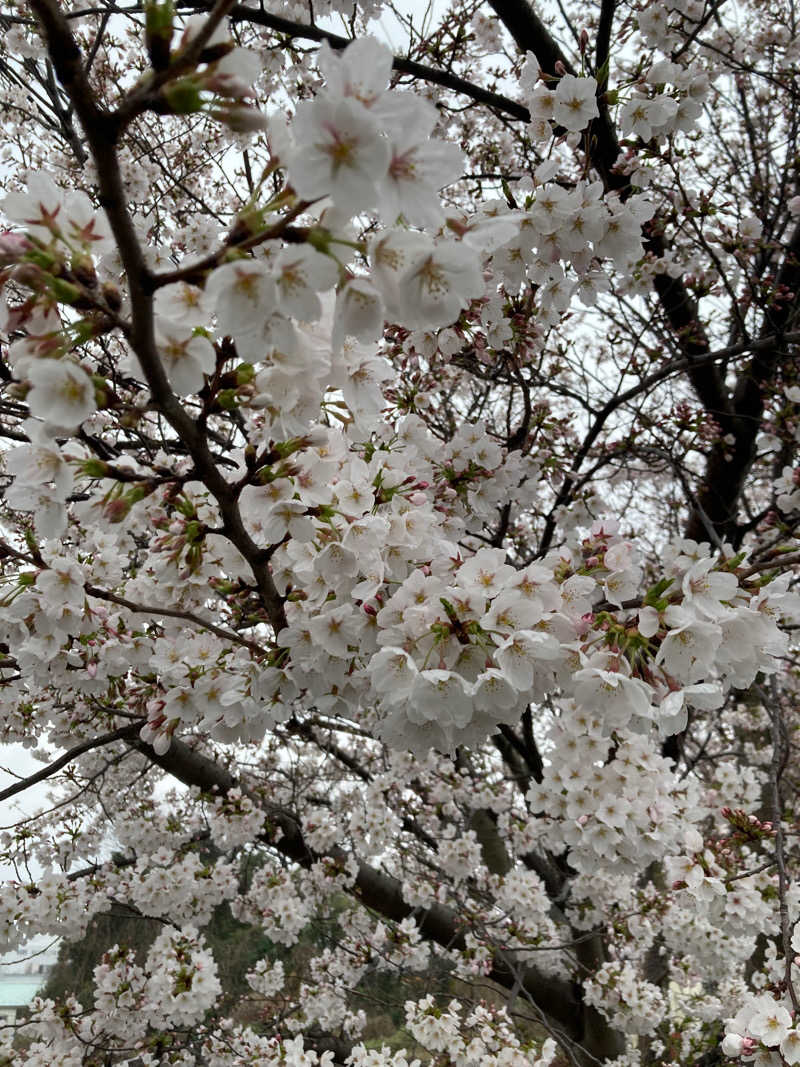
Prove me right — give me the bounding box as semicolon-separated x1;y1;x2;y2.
405;995;558;1067
723;981;800;1065
1;4;800;1067
584;960;666;1036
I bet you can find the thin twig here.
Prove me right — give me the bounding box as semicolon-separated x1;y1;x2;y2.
85;583;268;654
765;678;799;1011
0;723;140;803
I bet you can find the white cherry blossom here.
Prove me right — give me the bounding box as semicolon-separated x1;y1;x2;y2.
552;75;599;131
26;359;96;429
392;240;485;329
289;96;391;215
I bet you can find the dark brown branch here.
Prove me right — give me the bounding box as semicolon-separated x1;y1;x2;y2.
115;0;239;127
0;724;140;803
175;2;530;122
136;734;583;1039
151;213;312;289
85;584;268;654
485;0;748;545
595;0;615;92
485;0;576;79
686;221;800;544
284;717;441;852
536;331;798;555
766;680;799;1011
30;0;288;637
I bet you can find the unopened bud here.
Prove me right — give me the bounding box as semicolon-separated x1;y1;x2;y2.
101;281;122;311
46;276;82;305
81;458;111;479
145;0;174;71
104;498;131;523
71;254;98;288
205;73;253;101
210;105;269;135
126;484;152;506
163;78;204;115
12;262;45;288
0;230;31;265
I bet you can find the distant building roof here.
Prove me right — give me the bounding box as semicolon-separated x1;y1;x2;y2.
0;974;46;1007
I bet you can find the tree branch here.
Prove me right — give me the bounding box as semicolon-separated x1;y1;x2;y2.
85;584;268;655
0;724;140;803
135;734;584;1039
485;0;576;78
595;0;615;92
176;1;529;121
30;0;289;637
485;0;742;533
535;332;797;555
686;221;800;544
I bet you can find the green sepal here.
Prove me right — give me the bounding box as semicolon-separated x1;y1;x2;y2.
125;484;152;505
145;1;174;70
81;459;112;479
643;577;674;607
163;79;204;114
306;226;332;254
46;276;82;304
184;520;204;543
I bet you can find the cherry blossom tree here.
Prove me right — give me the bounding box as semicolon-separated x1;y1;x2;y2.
0;0;799;1064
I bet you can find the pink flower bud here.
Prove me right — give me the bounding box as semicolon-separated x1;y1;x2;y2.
211;105;270;134
0;229;31;263
303;426;329;448
104;498;131;523
721;1033;744;1057
152;730;172;756
205;73;254;100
